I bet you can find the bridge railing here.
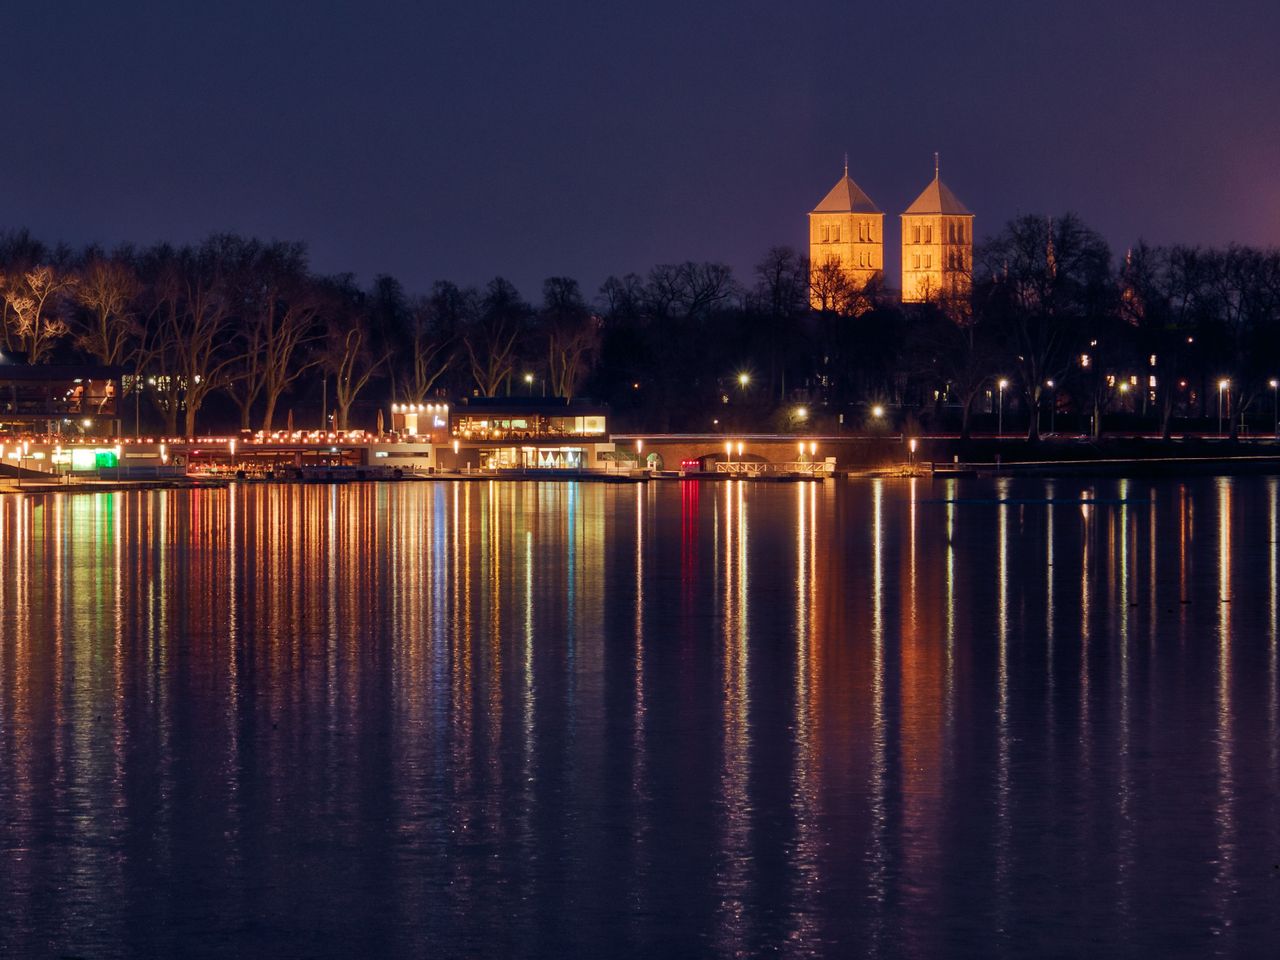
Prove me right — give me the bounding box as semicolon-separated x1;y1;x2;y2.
713;460;834;477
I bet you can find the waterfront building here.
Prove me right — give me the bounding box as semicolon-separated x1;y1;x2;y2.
808;160;884;306
391;396;612;470
0;352;121;437
900;158;974;304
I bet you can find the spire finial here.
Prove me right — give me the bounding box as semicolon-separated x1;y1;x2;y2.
934;152;940;179
843;152;849;177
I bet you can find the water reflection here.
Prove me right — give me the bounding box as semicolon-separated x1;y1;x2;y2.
0;477;1278;958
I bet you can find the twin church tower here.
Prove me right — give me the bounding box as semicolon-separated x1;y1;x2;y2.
808;157;972;305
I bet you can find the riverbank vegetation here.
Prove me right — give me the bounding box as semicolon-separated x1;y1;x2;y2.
2;217;1278;439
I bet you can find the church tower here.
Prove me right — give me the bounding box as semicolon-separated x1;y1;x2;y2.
808;160;883;306
900;157;973;304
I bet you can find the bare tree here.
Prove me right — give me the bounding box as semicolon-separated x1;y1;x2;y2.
0;265;75;364
808;257;856;315
316;278;388;430
73;252;141;367
138;240;238;436
540;277;598;399
223;240;324;431
1202;245;1280;438
400;292;456;404
464;277;528;397
979;214;1112;441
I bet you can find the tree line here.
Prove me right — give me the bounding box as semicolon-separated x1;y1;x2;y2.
2;217;1278;439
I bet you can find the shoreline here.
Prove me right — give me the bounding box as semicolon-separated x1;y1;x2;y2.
5;452;1280;497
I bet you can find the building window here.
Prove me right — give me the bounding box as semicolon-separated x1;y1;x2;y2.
912;225;921;244
912;254;921;269
833;226;840;242
822;225;830;242
925;254;932;268
925;226;933;243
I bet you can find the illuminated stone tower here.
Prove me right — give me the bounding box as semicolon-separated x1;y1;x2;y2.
808;159;884;304
900;157;973;304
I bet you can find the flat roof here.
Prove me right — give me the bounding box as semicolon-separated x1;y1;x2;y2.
0;364;124;382
451;397;607;417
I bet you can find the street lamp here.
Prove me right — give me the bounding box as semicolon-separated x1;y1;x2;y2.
725;440;733;464
737;372;750;389
524;373;535;396
1271;379;1278;439
871;404;885;419
1046;380;1056;434
908;437;918;469
1218;378;1229;436
998;379;1009;437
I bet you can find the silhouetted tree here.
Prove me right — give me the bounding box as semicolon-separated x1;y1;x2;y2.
980;214;1112;441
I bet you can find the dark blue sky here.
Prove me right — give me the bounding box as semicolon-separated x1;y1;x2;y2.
6;0;1278;299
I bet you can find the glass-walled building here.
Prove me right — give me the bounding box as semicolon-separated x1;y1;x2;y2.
0;356;122;437
389;396;612;470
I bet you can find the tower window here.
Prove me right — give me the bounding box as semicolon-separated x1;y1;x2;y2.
912;254;921;269
833;226;840;242
925;226;933;244
912;225;921;244
925;254;932;268
822;225;830;242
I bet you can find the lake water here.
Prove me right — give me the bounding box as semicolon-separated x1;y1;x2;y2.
1;477;1278;958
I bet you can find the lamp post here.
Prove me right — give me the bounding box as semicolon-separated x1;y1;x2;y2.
525;373;535;396
908;437;918;469
998;379;1009;437
1218;378;1229;437
1046;380;1055;434
1271;379;1278;439
725;440;733;464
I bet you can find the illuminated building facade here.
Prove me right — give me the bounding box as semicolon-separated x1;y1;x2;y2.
807;158;974;308
900;161;974;304
0;355;121;437
807;161;884;303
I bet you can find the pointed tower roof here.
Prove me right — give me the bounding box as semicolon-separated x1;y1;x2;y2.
904;173;972;216
811;163;881;215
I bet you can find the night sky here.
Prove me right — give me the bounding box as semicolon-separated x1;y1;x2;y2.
7;0;1278;298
